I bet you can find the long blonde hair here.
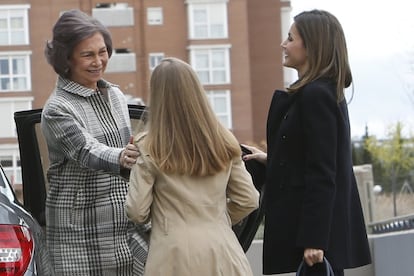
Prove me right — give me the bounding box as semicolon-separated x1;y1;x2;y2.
144;57;241;176
288;9;352;102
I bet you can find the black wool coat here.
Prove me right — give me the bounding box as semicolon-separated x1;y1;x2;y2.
262;79;371;274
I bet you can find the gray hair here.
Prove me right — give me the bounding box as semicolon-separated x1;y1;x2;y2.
44;9;113;78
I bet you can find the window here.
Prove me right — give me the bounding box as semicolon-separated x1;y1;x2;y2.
0;154;22;185
149;53;164;70
0;5;30;45
0;52;31;91
188;2;228;39
189;45;231;85
206;90;232;129
0;97;32;138
147;7;163;25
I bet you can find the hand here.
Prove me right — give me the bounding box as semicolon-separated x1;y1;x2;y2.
120;136;139;169
303;248;324;267
241;144;267;164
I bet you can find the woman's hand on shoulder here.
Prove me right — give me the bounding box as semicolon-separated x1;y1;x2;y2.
120;136;140;169
241;144;267;165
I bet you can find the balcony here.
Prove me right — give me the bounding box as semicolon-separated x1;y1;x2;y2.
106;49;136;73
92;3;134;27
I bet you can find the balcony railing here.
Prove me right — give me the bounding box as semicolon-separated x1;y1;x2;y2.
368;214;414;234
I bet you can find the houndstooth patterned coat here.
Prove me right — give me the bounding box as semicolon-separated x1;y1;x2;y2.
41;77;149;276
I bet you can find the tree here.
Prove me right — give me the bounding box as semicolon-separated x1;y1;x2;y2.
352;124;373;166
364;122;414;216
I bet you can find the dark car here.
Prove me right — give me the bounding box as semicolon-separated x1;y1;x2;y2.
0;164;54;276
14;105;265;253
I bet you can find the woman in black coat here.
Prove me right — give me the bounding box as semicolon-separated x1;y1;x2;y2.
243;10;371;276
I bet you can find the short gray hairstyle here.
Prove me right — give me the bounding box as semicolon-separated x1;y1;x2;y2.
44;9;113;78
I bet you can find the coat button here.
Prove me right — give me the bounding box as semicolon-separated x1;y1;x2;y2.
282;135;287;140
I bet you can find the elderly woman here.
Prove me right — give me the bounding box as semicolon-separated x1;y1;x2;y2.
41;9;149;275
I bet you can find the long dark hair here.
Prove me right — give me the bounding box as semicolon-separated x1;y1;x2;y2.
288;9;352;102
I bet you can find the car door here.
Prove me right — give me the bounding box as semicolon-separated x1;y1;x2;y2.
14;105;265;252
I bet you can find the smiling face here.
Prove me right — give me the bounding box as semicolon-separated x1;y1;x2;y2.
280;23;308;77
69;32;108;89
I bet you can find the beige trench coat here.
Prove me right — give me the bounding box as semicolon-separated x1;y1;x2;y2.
125;139;259;276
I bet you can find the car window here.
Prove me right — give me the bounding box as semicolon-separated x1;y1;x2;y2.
0;165;15;201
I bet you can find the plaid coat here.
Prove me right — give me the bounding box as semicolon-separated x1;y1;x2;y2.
41;77;149;276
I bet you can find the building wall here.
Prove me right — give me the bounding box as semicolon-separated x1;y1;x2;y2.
0;0;288;185
246;0;288;144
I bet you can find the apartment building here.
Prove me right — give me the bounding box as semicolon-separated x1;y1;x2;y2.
0;0;292;187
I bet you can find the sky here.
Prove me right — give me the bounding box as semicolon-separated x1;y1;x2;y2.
289;0;414;139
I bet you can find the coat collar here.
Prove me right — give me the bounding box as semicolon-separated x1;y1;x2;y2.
57;76;119;97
